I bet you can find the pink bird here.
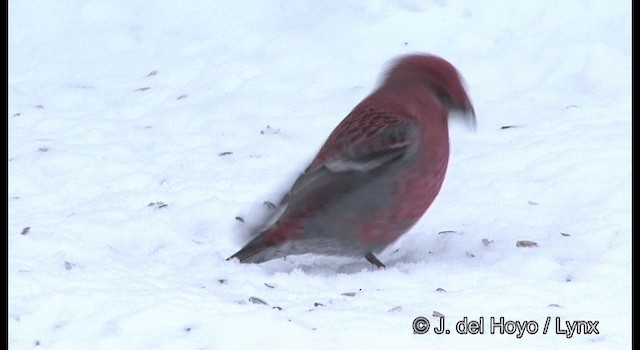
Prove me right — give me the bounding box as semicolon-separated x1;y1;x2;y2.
228;53;475;267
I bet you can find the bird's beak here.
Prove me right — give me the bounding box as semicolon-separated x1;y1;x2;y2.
450;103;477;132
466;104;477;132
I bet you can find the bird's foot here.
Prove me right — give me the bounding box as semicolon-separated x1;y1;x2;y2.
364;251;386;269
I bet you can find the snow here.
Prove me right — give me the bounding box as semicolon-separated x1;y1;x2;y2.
9;0;631;348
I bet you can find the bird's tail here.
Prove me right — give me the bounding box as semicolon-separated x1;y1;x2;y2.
226;231;277;263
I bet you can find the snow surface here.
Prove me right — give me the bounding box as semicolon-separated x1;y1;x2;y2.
9;0;631;349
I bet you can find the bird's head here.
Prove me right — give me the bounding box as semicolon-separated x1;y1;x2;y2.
383;54;476;130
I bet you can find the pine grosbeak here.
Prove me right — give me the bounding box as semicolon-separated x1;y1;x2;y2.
228;54;475;267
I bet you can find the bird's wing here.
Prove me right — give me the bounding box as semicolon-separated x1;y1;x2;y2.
280;114;419;211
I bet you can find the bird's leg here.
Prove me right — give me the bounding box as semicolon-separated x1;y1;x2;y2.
364;251;386;269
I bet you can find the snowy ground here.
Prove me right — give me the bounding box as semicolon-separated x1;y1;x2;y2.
9;0;631;349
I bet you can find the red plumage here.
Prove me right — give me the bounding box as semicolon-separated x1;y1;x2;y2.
228;53;475;267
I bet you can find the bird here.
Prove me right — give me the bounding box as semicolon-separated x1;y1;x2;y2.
227;53;475;268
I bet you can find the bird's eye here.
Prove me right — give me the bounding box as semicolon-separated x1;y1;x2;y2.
433;87;453;108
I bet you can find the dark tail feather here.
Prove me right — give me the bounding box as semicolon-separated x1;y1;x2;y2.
226;232;274;263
